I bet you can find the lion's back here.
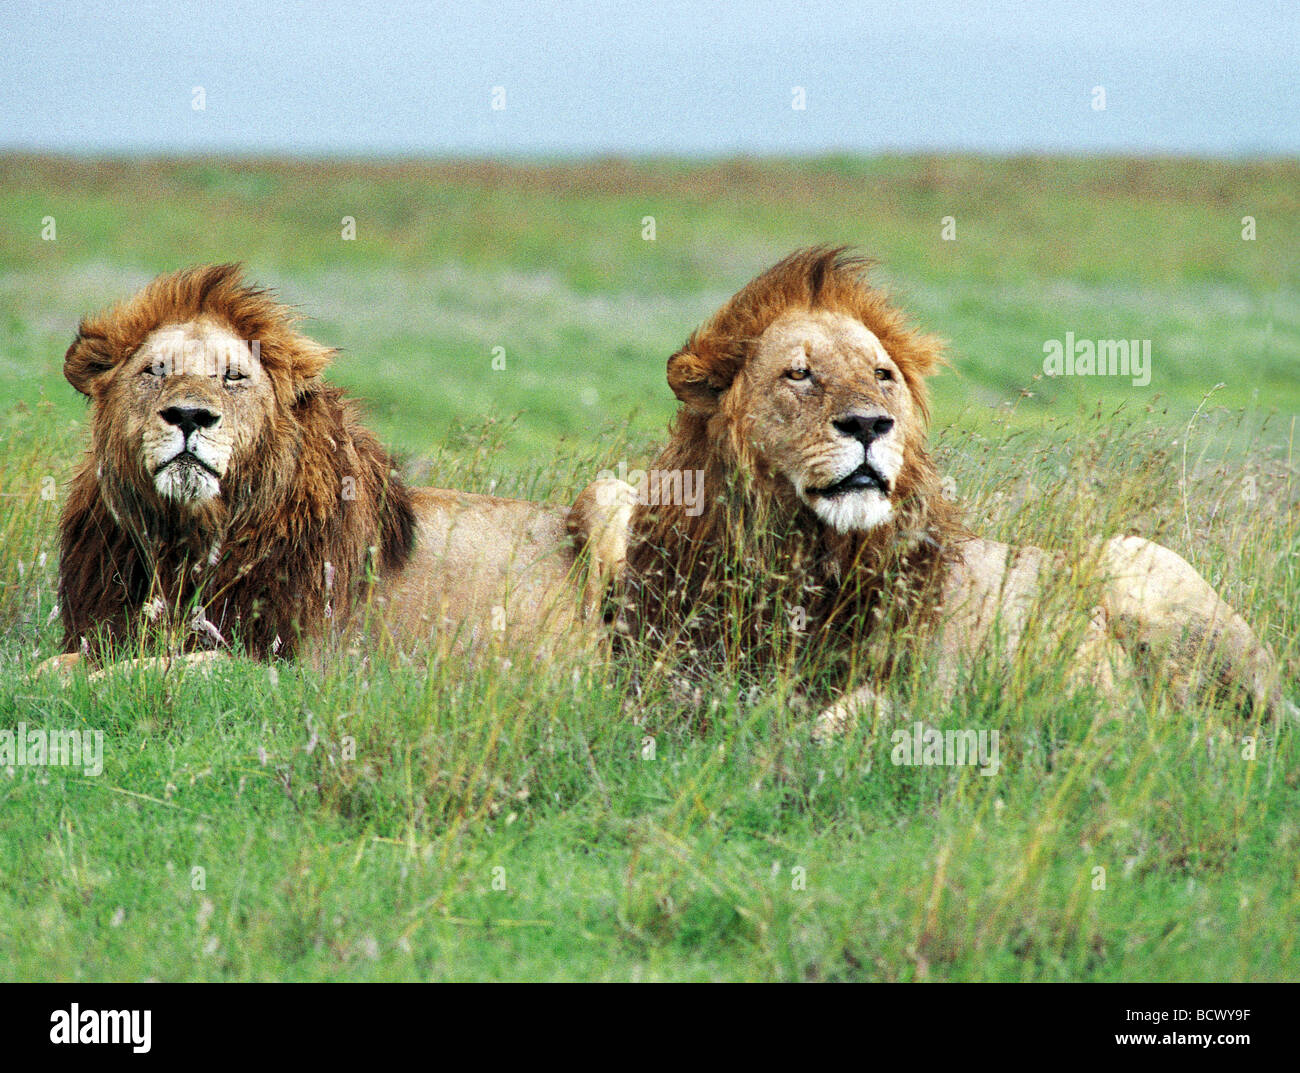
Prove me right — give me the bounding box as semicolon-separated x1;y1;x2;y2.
369;488;587;652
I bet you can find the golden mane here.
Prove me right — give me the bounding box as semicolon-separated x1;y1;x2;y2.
616;247;965;686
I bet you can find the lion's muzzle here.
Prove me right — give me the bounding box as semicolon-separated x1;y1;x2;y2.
796;408;902;533
149;401;228;503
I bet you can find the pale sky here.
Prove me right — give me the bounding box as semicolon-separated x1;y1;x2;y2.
1;0;1295;156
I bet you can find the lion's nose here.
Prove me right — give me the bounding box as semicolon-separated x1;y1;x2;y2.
159;405;220;438
833;412;894;443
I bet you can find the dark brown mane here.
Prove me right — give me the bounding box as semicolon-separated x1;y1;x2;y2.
618;247;965;688
58;264;417;660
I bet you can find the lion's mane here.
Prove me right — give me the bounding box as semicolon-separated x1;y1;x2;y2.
59;264;416;660
618;247;966;684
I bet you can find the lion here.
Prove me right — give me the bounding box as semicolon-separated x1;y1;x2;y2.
609;247;1296;736
44;264;628;677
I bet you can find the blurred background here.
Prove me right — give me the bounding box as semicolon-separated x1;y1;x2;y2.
1;0;1296;473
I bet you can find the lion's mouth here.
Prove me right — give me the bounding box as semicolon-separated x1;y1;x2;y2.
807;461;890;498
154;450;221;479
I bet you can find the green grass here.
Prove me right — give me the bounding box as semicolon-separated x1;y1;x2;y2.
0;154;1298;980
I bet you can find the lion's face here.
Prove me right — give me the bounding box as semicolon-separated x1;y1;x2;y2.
728;309;915;533
103;318;276;506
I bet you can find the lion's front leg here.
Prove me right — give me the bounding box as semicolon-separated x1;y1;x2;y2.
36;650;230;684
1097;535;1296;721
85;650;230;682
812;683;898;743
34;651;85;679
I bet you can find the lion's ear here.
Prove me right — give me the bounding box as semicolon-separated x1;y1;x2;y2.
64;333;116;397
667;351;730;414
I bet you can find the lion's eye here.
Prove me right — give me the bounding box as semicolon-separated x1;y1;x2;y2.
875;368;894;382
223;368;248;383
785;368;810;382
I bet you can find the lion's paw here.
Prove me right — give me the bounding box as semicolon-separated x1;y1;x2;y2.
33;652;83;682
812;685;896;744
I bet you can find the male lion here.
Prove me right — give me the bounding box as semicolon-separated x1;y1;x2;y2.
45;264;625;675
611;247;1295;735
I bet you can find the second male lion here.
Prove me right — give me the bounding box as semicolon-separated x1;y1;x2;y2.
608;247;1295;734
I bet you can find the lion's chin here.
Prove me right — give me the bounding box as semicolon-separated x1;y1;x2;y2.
805;490;894;533
154;460;221;504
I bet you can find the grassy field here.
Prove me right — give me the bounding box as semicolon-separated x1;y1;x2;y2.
1;154;1298;980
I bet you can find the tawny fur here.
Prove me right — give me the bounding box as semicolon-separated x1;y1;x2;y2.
616;247;1294;729
619;247;963;689
54;265;626;670
59;264;416;660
